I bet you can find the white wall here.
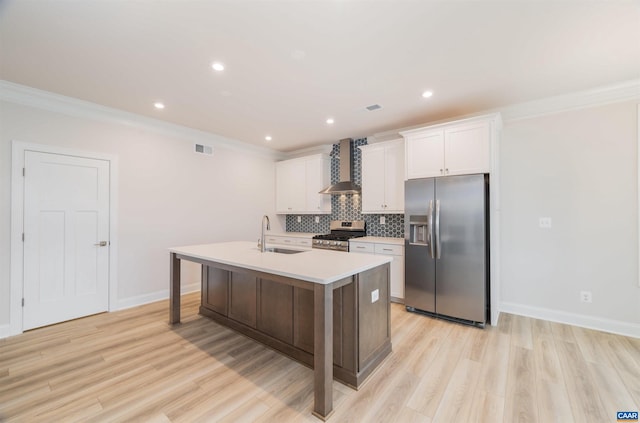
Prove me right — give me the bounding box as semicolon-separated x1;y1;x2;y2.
500;100;640;334
0;99;283;328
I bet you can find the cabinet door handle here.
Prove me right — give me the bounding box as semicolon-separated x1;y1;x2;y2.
94;241;108;247
382;248;393;252
356;246;366;249
445;168;449;174
440;169;443;174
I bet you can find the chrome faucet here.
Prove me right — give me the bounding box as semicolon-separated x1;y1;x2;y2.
260;215;271;252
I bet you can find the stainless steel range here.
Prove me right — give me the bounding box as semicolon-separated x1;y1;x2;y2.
312;220;366;252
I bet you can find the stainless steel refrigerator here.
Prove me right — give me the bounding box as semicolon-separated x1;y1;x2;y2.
404;174;489;326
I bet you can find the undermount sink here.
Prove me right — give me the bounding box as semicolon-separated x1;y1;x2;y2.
264;247;305;254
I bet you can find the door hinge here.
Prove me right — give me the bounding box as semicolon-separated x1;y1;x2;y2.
22;298;24;307
22;167;25;177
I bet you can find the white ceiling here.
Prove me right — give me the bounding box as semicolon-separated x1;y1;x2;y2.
1;1;639;152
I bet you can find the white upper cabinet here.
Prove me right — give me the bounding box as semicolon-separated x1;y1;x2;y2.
304;155;331;213
276;159;305;213
359;140;405;213
444;121;491;176
404;129;444;179
276;154;330;214
402;115;496;179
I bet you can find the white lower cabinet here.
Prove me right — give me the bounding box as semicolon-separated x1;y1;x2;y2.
350;239;405;302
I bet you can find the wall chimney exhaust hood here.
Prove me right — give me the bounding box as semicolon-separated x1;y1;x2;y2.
319;138;361;195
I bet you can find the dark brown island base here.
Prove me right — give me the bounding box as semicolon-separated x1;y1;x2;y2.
169;241;392;420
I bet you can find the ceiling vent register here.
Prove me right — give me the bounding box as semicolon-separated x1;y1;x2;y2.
194;144;213;155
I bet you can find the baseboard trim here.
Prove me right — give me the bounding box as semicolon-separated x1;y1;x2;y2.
0;284;202;340
113;282;201;311
500;302;640;338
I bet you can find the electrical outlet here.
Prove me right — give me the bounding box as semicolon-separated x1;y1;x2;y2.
297;216;301;223
380;216;386;225
580;290;592;303
539;217;552;228
371;289;379;303
315;216;319;223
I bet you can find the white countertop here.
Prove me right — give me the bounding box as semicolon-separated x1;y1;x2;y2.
169;241;391;285
351;237;405;245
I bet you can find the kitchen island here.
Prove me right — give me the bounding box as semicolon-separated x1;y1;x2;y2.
168;241;392;420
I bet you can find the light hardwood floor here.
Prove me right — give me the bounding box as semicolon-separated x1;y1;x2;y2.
1;292;638;422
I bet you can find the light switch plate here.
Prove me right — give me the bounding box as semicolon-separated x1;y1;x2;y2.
297;216;301;223
380;216;386;225
539;217;552;228
371;289;379;303
315;216;319;223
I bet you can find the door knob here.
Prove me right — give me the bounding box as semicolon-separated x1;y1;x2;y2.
94;241;108;247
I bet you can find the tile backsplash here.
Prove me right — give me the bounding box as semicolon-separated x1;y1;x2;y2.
285;137;405;238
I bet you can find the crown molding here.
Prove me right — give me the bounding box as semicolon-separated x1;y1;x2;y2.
0;80;286;160
374;79;640;139
499;79;640;123
283;144;333;159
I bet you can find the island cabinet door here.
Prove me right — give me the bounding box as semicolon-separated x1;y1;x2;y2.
257;279;293;344
358;265;390;369
202;266;229;316
292;283;357;373
228;272;257;328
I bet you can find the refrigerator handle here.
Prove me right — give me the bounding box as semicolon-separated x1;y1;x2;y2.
435;199;441;259
428;200;435;259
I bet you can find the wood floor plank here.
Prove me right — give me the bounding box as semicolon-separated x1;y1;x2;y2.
393;406;432;423
216;397;271;423
587;361;637;418
467;389;504;423
406;323;471;417
555;339;609;423
550;321;577;343
533;336;563;384
503;345;538;422
536;378;575;423
603;336;640;405
511;314;533;350
431;358;481;422
477;328;510;397
571;325;614;366
0;297;636;423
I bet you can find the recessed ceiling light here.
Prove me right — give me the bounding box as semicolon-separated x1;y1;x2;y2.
212;62;225;71
154;102;165;109
326;118;334;125
265;135;272;141
422;90;434;98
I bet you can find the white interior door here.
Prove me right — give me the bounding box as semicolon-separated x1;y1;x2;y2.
23;151;110;330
